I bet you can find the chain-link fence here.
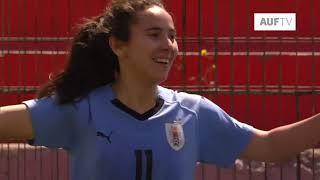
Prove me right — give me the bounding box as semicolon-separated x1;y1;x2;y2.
0;0;319;179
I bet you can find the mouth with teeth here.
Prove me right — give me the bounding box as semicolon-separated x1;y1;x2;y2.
154;58;170;64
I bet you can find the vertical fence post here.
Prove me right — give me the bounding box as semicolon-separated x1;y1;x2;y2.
181;0;187;91
230;0;236;179
295;93;301;180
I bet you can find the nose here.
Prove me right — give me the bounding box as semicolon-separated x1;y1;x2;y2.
160;35;174;51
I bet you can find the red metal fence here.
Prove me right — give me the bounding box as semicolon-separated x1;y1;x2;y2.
0;0;319;179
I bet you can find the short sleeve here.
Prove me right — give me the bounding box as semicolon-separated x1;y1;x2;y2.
197;96;253;167
22;96;76;149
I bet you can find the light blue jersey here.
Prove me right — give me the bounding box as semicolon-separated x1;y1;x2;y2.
23;84;253;180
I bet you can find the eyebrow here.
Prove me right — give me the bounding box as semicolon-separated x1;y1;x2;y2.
145;27;176;34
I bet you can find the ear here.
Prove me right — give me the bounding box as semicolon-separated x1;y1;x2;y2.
109;36;127;57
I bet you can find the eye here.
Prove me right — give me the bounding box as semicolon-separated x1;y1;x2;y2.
169;34;176;42
149;33;160;38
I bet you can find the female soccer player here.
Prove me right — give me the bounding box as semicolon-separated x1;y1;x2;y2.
0;0;319;179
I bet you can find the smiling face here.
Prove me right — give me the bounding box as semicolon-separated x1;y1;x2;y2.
116;5;179;85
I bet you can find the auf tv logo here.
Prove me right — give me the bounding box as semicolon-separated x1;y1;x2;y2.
254;13;296;31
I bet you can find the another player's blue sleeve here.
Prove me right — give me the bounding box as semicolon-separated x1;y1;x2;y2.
197;96;253;167
22;96;77;149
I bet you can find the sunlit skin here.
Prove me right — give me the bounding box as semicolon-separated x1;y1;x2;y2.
110;6;179;113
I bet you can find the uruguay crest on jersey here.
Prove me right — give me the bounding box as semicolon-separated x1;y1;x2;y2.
165;121;185;151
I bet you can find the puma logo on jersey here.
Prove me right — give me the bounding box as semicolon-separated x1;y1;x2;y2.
97;131;113;144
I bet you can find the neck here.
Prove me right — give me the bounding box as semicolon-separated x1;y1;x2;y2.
111;76;159;114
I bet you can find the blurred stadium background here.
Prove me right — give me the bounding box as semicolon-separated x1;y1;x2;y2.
0;0;319;179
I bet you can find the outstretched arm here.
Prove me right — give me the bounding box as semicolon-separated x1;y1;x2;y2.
0;104;34;142
241;113;320;162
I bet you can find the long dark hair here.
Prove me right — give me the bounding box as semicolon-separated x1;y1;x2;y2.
36;0;164;104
